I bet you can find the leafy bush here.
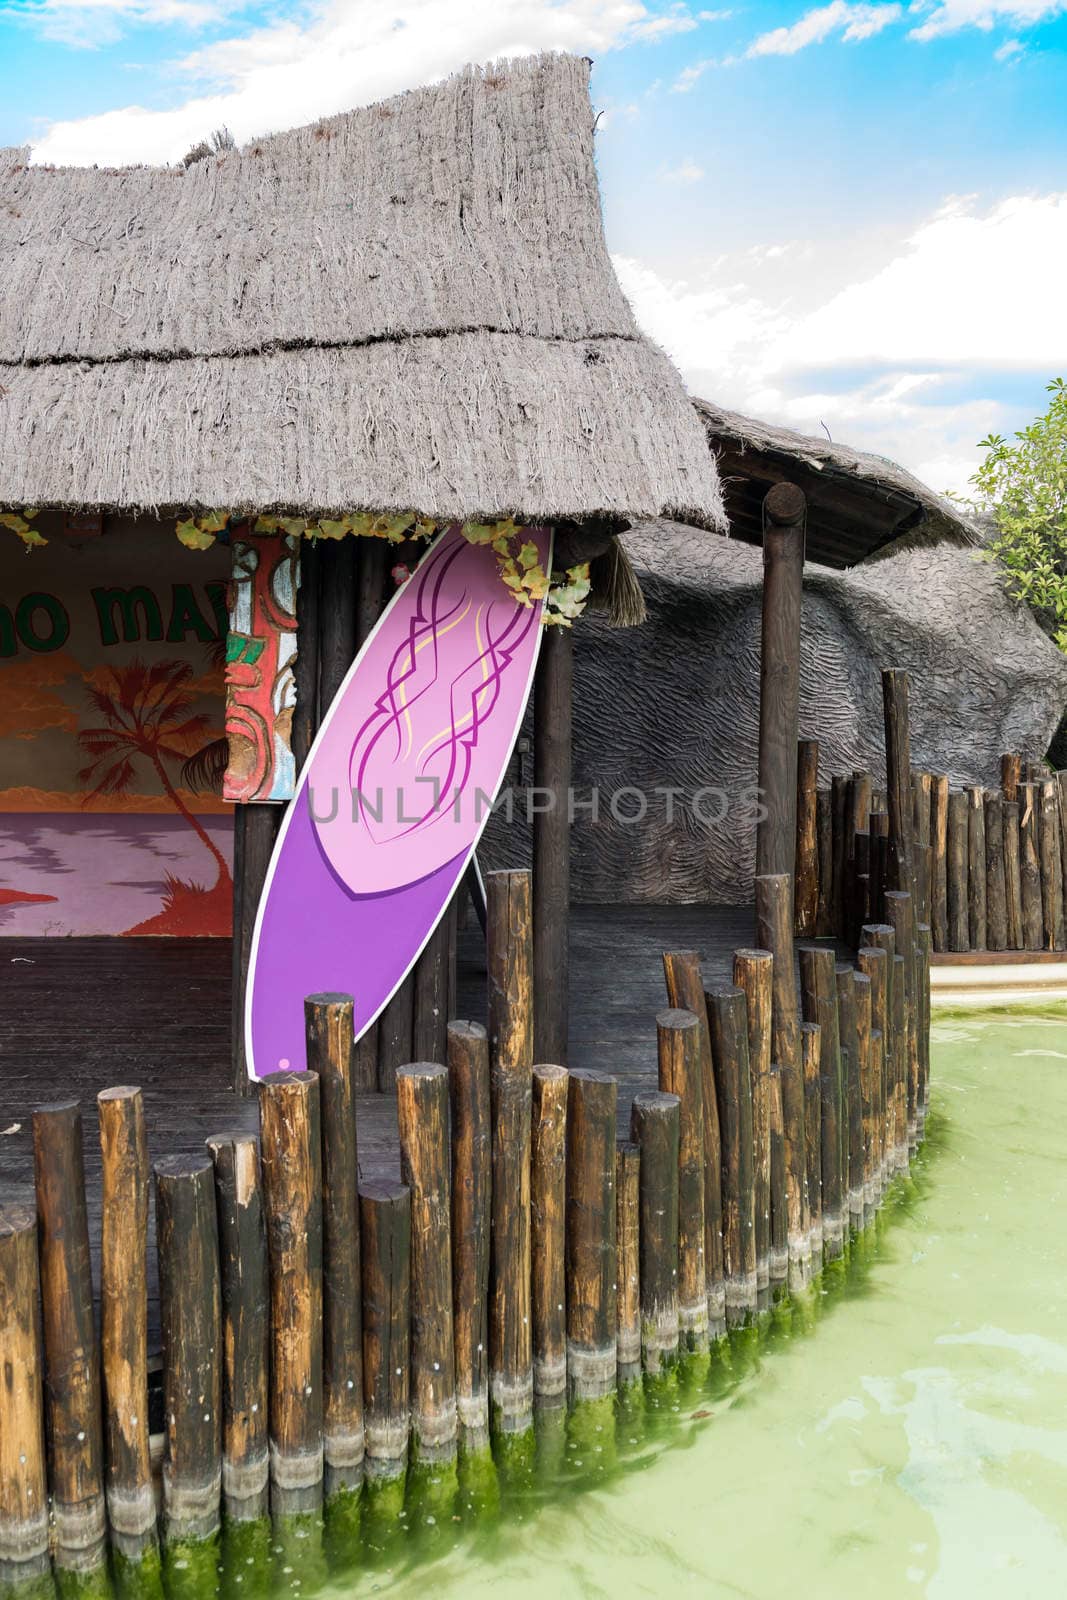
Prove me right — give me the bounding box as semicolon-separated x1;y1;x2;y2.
969;378;1067;650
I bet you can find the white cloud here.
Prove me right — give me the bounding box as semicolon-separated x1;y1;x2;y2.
771;193;1067;368
747;1;901;56
2;0;231;48
994;34;1025;53
629;0;698;36
908;1;1066;43
661;158;705;182
615;190;1067;494
671;54;717;87
27;1;703;161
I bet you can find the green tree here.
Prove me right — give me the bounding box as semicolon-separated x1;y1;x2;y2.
969;378;1067;650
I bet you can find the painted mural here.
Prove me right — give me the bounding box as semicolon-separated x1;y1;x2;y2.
223;531;299;803
247;525;550;1078
0;518;234;936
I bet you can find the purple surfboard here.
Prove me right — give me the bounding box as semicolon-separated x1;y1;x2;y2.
246;524;551;1079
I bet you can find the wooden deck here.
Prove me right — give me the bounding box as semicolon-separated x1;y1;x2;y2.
0;905;755;1343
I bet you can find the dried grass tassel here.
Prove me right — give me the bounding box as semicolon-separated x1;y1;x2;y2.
589;539;647;628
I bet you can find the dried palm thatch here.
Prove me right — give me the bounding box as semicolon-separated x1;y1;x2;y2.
0;56;723;532
696;398;979;567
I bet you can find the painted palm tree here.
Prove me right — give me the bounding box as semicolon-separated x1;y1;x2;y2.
77;658;231;886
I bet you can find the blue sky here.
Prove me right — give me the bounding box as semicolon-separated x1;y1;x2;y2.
3;1;1066;493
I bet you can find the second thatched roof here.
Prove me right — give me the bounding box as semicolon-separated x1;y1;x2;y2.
0;54;723;532
696;399;979;567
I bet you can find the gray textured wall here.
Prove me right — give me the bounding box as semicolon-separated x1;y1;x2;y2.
480;522;1067;905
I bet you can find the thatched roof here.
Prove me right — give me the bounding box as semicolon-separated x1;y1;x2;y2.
0;55;723;531
696;399;979;567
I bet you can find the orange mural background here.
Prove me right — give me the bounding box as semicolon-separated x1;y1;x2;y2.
0;517;234;936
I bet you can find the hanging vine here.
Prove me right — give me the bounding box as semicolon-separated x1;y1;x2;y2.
173;509;592;625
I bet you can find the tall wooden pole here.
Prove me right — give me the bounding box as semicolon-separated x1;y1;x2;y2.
756;483;806;905
882;670;914;898
533;623;572;1064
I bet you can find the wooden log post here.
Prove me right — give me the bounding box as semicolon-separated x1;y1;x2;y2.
1020;784;1044;950
97;1086;156;1561
913;771;933;860
1039;780;1066;950
530;1065;568;1404
754;874;808;1287
835;966;863;1234
816;788;834;936
376;981;414;1092
882;669;914;897
884;890;920;1149
447;1021;491;1450
155;1155;222;1545
707;986;757;1325
931;774;949;952
615;1143;641;1384
756;484;806;915
397;1064;456;1463
861;924;902;1176
304;995;363;1496
0;1205;49;1585
795;740;820;937
831;774;850;940
317;536;357;713
985;792;1009;952
800;1022;822;1258
533;622;573;1064
413;916;451;1067
291;534;320;770
870;810;889;928
630;1092;680;1372
798;948;844;1261
355;537;387;649
232;804;283;1091
32;1102;105;1571
359;1182;411;1484
851;973;872;1229
565;1071;618;1401
891;955;908;1168
662;951;725;1338
205;1133;269;1523
732;949;773;1305
486;870;534;1435
917;923;933;1125
850;831;871;952
967;786;988;951
1002;752;1022;804
767;1068;788;1291
947;790;970;952
1003;799;1024;951
857;948;888;1213
259;1071;323;1514
656;1011;707;1349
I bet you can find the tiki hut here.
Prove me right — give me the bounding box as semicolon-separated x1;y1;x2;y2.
0;53;721;1103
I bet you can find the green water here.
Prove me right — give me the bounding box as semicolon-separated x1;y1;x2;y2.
320;1007;1067;1600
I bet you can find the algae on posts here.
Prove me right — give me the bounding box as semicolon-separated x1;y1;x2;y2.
160;1534;220;1600
565;1395;617;1486
107;1543;164;1600
218;1516;272;1600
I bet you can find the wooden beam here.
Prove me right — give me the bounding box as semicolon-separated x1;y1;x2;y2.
533;622;573;1064
756;485;806;901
